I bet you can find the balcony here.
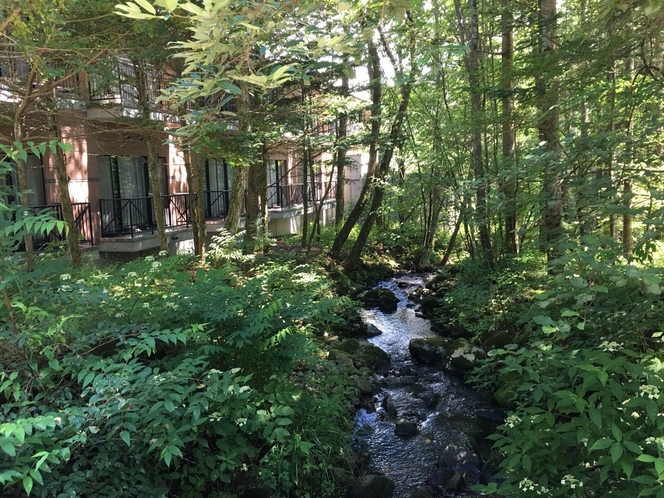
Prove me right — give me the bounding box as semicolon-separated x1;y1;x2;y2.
29;202;93;247
99;182;336;239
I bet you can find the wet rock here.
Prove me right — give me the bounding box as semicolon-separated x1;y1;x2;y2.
354;376;373;395
382;395;397;417
409;337;451;365
328;349;356;370
430;317;472;338
357;343;390;373
479;324;515;349
395;418;419;437
367;323;383;337
418;391;441;410
441;338;486;376
338;338;361;353
437;443;481;470
347;475;395;498
426;468;466;493
419;295;441;316
384;375;417;388
397;281;410;288
409;486;437;498
361;288;399;313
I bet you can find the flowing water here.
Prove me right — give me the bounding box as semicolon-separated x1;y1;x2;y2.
354;275;502;498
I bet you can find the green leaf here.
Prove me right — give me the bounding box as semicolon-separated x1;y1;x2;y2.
561;309;579;317
589;438;613;451
637;454;657;463
610;424;622;442
134;0;157;14
656;458;664;477
0;441;16;457
22;475;33;495
611;442;624;463
120;431;131;446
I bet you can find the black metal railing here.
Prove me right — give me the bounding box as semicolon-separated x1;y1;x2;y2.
30;202;93;247
99;183;335;238
266;182;336;209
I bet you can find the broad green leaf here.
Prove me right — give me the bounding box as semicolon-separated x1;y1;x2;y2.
134;0;157;14
22;475;33;495
121;431;131;446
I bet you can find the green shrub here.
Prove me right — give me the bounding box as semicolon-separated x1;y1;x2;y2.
0;256;355;497
474;343;664;497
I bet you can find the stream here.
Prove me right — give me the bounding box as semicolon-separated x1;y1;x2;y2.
353;274;503;498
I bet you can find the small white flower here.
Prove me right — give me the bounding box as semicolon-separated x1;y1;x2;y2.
144;255;155;262
60;273;71;281
639;385;660;400
127;271;138;278
142;302;150;308
158;250;168;257
505;415;521;428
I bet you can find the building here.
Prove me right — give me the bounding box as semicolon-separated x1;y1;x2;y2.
0;54;368;260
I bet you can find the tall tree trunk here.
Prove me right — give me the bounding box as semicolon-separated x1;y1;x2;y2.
343;81;412;271
46;110;81;268
134;60;167;253
537;0;562;266
260;142;269;253
301;137;309;249
184;150;200;254
191;154;206;261
13;119;34;272
456;0;494;266
226;166;246;234
329;40;382;261
501;0;518;254
146;137;168;252
335;73;349;228
622;177;633;257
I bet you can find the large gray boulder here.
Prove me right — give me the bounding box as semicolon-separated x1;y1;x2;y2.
409;337;451;365
347;475;395;498
441;338;486;376
361;288;399;313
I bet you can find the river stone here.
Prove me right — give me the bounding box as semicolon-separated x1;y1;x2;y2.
384;375;417;388
426;468;466;493
366;323;383;337
409;337;451;365
382;395;397;417
419;295;441;316
361;288;399;313
409;486;437;498
354;376;373;395
328;349;356;370
347;475;395;498
357;343;390;373
441;338;486;375
395;418;419;437
437;443;481;470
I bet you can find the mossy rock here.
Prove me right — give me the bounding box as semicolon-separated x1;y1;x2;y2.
494;371;522;408
357;343;390;373
441;339;486;376
361;288;399;313
419;296;441;315
409;337;452;365
338;338;361;354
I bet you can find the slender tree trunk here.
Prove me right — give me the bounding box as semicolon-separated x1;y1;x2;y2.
184;151;200;254
226;166;246;234
537;0;562;266
13;121;34;272
623;177;633;257
441;210;463;268
455;0;494;266
46;110;81;268
329;40;382;261
343;81;412;271
134;60;167;252
502;0;518;254
191;154;206;261
301;135;309;249
335;74;349;228
146;137;168;252
260;142;269;253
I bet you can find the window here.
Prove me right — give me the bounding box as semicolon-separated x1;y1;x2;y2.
0;154;45;206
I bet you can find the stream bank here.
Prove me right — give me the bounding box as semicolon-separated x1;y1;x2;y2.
342;274;503;498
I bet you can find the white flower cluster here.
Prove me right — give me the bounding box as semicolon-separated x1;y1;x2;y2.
519;478;535;491
599;340;623;352
560;474;583;489
639;384;661;400
506;415;521;428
